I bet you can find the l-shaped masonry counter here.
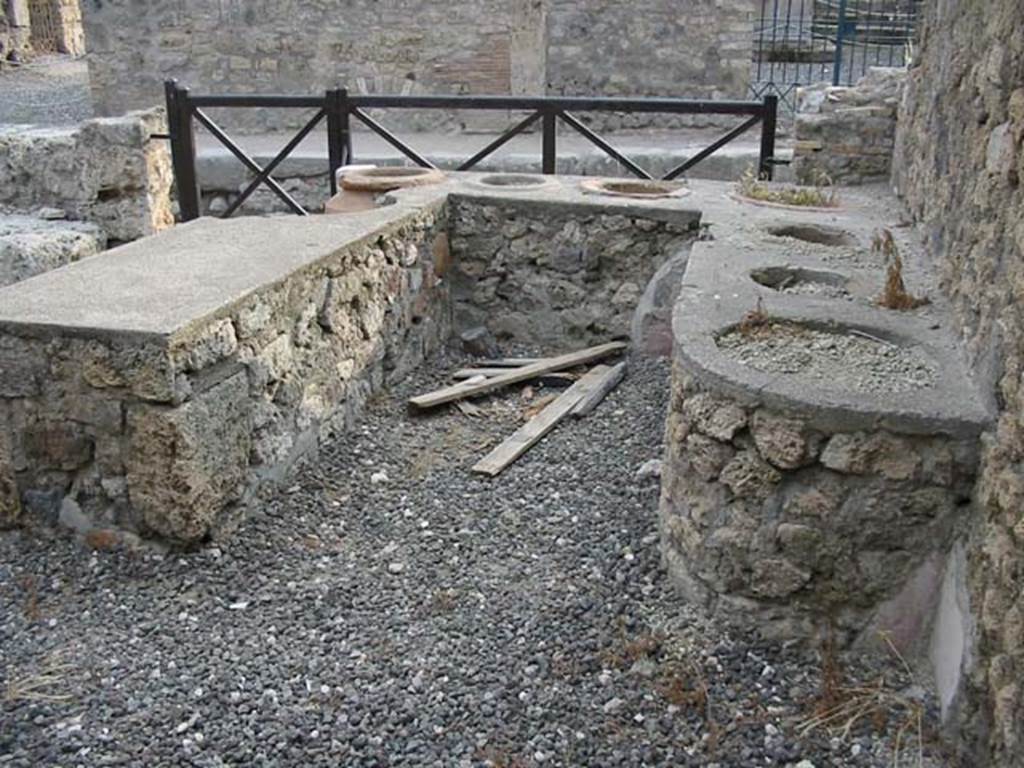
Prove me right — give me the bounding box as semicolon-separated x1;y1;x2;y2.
657;186;993;659
0;173;700;542
0;171;996;676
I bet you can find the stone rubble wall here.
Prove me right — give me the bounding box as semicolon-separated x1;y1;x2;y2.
81;0;754;133
1;0;84;58
793;67;907;186
0;208;452;542
0;107;174;243
51;0;86;56
0;0;31;58
660;361;978;645
891;0;1024;763
545;0;754;130
448;196;695;348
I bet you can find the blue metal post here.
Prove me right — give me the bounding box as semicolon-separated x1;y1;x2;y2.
832;0;850;86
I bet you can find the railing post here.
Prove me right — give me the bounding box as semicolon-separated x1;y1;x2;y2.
164;80;201;221
758;95;778;181
341;89;352;166
326;88;343;195
541;107;557;174
832;0;849;86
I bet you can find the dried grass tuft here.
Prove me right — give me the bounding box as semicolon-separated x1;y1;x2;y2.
5;652;74;704
799;627;927;768
738;296;771;336
737;167;840;208
875;229;929;310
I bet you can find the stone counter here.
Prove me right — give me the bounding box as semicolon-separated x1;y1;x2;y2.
659;188;992;650
0;192;453;541
0;173;704;543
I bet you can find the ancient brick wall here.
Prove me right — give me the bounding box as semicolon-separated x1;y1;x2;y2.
793;67;906;186
80;0;754;132
546;0;754;128
0;0;32;57
892;0;1024;764
448;196;695;346
81;0;546;132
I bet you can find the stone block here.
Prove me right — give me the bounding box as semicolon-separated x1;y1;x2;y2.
682;392;747;442
751;558;811;599
0;335;45;397
986;122;1017;179
684;433;734;481
182;318;238;372
125;372;252;541
459;326;498;357
24;422;93;471
820;432;920;480
0;110;173;244
0;215;106;288
751;411;819;469
719;450;781;500
0;431;20;529
775;523;824;566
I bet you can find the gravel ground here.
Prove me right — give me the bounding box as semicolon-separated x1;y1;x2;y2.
775;281;852;301
1;352;954;767
0;55;93;125
717;322;938;393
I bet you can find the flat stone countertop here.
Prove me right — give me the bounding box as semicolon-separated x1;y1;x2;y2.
672;185;993;437
0;173;701;343
0;173;994;439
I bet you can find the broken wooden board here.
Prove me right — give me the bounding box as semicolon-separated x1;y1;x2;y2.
571;362;627;417
451;368;578;386
471;365;612;476
474;357;544;367
451;367;536;379
409;341;626;410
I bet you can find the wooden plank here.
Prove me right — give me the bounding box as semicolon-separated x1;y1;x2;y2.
409;341;626;410
451;368;578;386
474;357;544;368
451;368;526;379
570;362;627;417
472;365;612;476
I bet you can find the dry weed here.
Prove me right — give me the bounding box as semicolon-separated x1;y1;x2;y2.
738;296;770;336
798;626;928;767
476;746;529;768
17;575;41;623
737;167;840;208
874;229;929;310
5;652;74;704
599;622;665;669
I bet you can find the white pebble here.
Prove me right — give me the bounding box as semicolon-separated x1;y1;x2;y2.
603;697;625;713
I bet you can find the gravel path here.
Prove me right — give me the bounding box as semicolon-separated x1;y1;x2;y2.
1;353;953;767
0;55;92;125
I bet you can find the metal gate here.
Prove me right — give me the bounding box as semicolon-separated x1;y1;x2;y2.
27;0;61;52
751;0;923;109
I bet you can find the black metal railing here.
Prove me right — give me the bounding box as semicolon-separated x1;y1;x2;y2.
752;0;922;108
164;80;780;221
